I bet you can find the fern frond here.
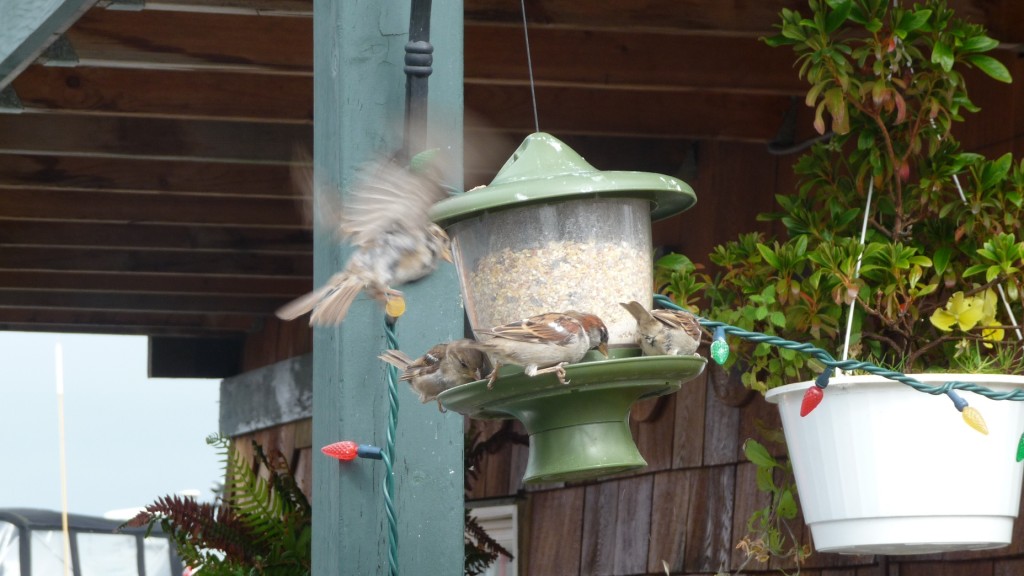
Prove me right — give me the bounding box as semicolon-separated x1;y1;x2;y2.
465;510;513;562
131;435;311;576
225;443;287;545
124;494;259;566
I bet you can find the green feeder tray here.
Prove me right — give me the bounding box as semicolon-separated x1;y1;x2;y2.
440;349;706;483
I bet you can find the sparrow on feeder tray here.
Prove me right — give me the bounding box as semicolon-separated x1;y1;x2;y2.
379;339;487;410
469;311;609;388
276;151;453;326
620;301;703;357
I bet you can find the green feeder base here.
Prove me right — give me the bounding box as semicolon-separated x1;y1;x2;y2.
439;349;706;483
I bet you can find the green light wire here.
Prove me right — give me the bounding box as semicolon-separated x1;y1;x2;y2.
653;294;1024;403
382;318;401;576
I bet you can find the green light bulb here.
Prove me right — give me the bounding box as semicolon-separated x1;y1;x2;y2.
710;339;729;365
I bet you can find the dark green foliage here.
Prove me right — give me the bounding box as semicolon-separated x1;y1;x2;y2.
667;0;1024;392
127;428;519;576
124;434;312;576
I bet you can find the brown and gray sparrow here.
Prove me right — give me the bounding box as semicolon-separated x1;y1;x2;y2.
470;311;609;388
379;339;486;410
621;300;702;356
276;152;452;325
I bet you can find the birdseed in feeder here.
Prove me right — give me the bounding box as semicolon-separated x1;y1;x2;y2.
467;239;650;346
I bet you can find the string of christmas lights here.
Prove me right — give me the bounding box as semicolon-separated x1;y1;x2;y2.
653;294;1024;444
321;304;405;576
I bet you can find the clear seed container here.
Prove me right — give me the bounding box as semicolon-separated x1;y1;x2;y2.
430;132;696;346
449;198;651;346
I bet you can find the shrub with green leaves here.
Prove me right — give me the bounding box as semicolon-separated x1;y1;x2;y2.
664;0;1024;390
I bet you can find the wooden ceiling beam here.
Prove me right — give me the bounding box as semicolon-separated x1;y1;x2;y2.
0;246;312;276
0;308;259;335
465;83;813;142
0;220;311;253
11;31;804;124
465;24;803;95
0;113;310;162
99;0;1024;44
0;154;296;196
0;269;310;297
465;0;801;35
464;0;1024;43
67;7;311;74
0;188;306;227
141;0;313;17
0;289;287;315
11;65;313;122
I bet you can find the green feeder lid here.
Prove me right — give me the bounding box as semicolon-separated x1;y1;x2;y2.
430;132;696;227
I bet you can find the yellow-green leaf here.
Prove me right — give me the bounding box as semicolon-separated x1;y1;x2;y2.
744;439;777;469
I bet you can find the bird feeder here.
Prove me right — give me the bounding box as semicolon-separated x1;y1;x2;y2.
430;132;706;483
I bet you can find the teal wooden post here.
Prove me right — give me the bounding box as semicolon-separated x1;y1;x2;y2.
311;1;464;575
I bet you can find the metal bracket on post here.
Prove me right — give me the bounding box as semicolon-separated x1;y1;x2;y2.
403;0;433;156
38;35;79;67
0;86;23;114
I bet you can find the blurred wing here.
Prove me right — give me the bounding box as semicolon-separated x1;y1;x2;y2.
275;288;326;321
340;156;448;247
482;314;582;347
289;145;345;236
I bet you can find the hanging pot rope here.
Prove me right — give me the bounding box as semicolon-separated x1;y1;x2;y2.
839;178;874;366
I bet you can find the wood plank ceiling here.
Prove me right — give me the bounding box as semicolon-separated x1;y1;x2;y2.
0;0;1022;345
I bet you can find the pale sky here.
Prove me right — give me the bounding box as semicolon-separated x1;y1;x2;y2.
0;331;222;518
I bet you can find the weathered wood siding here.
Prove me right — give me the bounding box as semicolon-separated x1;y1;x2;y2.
232;418;314;501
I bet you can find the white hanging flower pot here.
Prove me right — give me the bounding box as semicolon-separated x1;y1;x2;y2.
766;373;1024;555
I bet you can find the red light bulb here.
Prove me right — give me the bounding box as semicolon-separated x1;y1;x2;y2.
322;441;359;461
800;386;824;417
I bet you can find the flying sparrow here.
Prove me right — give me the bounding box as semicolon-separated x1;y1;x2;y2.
379;339;487;410
621;300;702;357
275;151;452;325
470;311;609;388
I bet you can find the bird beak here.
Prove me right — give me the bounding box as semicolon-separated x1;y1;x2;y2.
597;342;609;357
441;245;454;263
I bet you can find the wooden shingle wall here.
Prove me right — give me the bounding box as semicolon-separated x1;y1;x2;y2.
232;418;314;501
467;369;1024;576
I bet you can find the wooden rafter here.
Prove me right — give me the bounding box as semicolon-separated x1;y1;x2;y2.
0;0;1022;346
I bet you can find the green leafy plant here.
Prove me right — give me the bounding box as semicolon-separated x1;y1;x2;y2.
735;437;810;574
128;430;517;576
659;1;1024;567
667;0;1024;392
125;434;312;576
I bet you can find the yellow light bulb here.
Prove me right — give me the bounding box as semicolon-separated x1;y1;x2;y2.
385;296;406;319
962;406;989;435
